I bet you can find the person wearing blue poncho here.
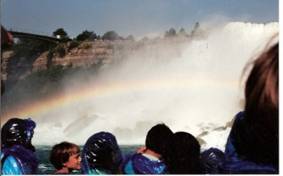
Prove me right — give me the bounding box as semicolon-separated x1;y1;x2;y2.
122;123;173;174
1;118;38;175
163;132;202;174
222;41;278;174
81;131;123;174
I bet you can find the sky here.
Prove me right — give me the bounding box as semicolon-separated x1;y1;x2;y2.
1;0;279;38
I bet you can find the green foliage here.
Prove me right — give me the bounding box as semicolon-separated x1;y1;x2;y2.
13;38;55;57
68;40;80;51
47;43;66;59
126;35;135;41
79;42;92;49
40;66;69;82
52;28;70;42
47;48;54;68
54;44;66;57
165;28;177;38
102;30;120;40
191;22;200;36
76;30;97;41
46;65;65;80
53;28;68;37
9;65;67;100
179;28;188;36
9;61;105;101
33;65;65;81
96;35;101;40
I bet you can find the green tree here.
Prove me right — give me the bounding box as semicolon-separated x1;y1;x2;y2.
179;27;188;36
68;40;80;51
54;44;66;57
126;35;135;41
52;28;69;41
14;38;55;57
102;30;120;40
76;30;97;41
191;22;200;36
165;28;177;38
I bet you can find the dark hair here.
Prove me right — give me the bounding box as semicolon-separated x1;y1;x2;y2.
145;123;173;156
1;118;36;151
236;41;278;165
164;132;201;174
49;142;80;170
82;132;122;174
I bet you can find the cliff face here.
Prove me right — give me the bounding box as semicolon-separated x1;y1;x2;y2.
1;36;191;93
1;36;195;118
2;40;115;85
1;34;195;87
1;40;121;114
50;41;112;68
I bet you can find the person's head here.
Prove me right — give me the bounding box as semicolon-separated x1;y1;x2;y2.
238;40;278;165
245;41;278;126
82;132;122;174
49;142;81;172
1;118;36;151
164;132;201;174
145;123;173;157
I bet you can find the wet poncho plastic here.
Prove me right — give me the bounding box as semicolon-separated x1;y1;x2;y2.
223;112;278;174
1;145;38;174
1;118;38;175
81;132;123;174
122;153;166;174
201;148;225;174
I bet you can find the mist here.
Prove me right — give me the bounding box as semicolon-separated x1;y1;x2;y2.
14;22;278;150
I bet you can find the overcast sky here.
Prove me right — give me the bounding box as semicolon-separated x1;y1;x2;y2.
1;0;278;38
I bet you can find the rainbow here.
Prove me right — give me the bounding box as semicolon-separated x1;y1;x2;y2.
1;77;239;122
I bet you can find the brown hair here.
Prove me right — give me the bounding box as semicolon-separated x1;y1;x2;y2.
245;41;278;117
236;40;278;166
49;141;80;170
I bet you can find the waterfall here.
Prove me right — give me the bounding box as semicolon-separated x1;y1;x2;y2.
16;22;278;150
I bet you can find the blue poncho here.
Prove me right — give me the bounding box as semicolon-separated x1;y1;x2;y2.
122;153;166;174
223;112;278;174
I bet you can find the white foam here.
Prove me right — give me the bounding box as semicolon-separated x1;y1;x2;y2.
32;22;278;150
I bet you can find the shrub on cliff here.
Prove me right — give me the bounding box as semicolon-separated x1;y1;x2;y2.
13;38;55;57
79;42;92;49
102;30;120;41
53;28;70;42
76;30;97;41
165;28;177;38
179;28;188;37
126;35;135;41
68;40;80;51
55;44;66;57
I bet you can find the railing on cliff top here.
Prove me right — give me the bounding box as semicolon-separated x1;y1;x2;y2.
8;28;68;43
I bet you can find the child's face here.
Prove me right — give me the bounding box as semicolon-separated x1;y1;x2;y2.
64;152;81;170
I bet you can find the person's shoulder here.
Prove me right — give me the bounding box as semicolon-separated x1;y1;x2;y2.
201;148;225;174
2;155;23;175
234;111;245;121
222;156;278;174
121;152;138;174
229;111;246;130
